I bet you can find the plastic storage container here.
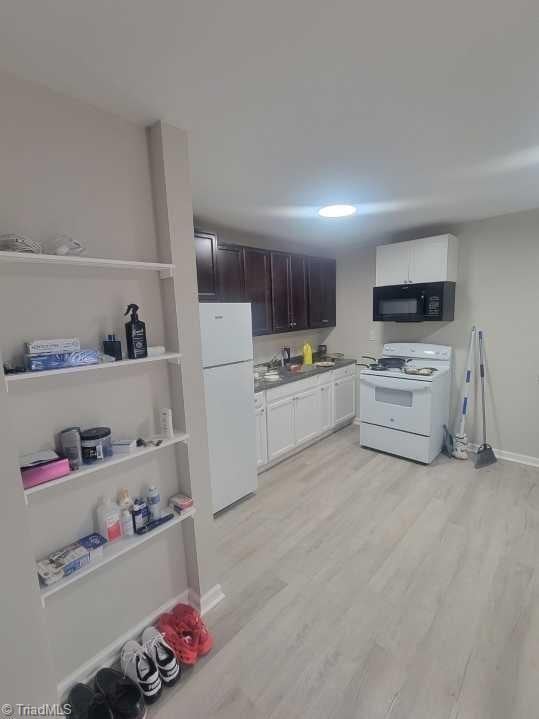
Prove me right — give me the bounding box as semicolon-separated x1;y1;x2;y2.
81;427;112;464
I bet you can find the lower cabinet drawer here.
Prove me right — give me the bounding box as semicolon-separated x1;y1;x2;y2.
266;374;320;403
333;364;356;381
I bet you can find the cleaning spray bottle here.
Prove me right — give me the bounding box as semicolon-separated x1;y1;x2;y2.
302;341;313;366
124;303;148;359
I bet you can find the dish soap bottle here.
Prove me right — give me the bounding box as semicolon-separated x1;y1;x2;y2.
303;342;313;366
124;303;147;359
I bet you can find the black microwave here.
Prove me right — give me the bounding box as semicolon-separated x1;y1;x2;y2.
373;281;455;322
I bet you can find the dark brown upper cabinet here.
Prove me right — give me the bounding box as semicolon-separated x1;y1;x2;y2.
194;231;336;334
290;254;308;330
215;241;244;301
270;252;308;333
194;231;218;300
307;256;336;328
243;247;272;335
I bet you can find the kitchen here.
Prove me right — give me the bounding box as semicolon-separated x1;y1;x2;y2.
196;230;463;513
3;3;539;714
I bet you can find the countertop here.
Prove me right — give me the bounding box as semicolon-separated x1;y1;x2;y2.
254;358;356;393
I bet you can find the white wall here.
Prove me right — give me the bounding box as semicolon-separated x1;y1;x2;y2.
0;72;203;688
331;209;539;460
253;328;332;364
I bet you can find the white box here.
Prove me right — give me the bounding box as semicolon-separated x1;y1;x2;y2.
25;338;81;355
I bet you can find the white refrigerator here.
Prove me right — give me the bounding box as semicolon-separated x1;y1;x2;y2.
199;302;258;513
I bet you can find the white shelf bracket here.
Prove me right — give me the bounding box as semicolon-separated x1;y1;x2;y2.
159;268;174;279
167;356;182;366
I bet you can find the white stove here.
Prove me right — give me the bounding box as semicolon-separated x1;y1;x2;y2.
359;343;452;464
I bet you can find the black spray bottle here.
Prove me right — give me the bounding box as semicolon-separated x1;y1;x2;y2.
124;304;148;359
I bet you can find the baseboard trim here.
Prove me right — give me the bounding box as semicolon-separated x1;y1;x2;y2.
188;583;226;615
57;588;190;698
469;443;539;469
258;419;356;474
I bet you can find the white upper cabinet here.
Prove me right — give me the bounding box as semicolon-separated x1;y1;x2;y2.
376;234;458;287
375;242;412;286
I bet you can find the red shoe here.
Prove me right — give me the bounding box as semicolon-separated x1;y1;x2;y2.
156;613;198;666
172;603;213;657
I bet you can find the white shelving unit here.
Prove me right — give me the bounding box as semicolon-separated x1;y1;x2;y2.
39;508;196;604
5;352;182;388
0;123;220;702
3;245;193;603
0;250;174;278
24;432;189;501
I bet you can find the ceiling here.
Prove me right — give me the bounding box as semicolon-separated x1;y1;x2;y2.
1;0;539;247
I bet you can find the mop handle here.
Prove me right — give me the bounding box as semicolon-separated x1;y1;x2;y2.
478;330;487;445
457;326;476;436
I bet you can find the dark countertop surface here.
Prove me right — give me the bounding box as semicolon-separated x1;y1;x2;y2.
254;358;357;393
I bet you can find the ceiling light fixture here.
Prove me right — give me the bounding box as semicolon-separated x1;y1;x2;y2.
318;204;357;218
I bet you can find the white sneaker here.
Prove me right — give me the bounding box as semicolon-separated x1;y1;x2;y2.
142;626;181;687
121;640;162;704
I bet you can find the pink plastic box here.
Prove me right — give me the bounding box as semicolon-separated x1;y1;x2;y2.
21;458;71;489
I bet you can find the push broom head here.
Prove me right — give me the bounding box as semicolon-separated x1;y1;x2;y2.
474;443;497;469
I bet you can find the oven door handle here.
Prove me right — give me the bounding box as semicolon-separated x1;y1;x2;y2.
360;376;430;392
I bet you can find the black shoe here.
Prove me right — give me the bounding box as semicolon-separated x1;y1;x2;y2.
95;669;146;719
67;683;114;719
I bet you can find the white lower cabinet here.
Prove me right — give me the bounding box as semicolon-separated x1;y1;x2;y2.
320;382;334;432
262;366;355;468
255;406;268;467
334;376;356;424
294;387;322;445
267;396;295;461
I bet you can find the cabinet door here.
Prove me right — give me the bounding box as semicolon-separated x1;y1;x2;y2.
308;257;337;328
294;387;322;445
270;252;292;332
334;376;356;424
320;382;334;432
244;247;272;335
194;231;217;300
255;406;268;468
216;242;244;301
409;236;447;284
375;242;411;286
289;254;308;330
267;397;295;460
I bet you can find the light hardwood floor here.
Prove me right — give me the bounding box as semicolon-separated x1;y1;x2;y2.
155;425;539;719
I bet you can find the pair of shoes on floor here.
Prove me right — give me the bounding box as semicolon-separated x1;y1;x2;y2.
121;626;181;705
156;603;213;666
68;669;145;719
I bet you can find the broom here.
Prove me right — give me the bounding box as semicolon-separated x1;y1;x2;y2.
474;329;497;468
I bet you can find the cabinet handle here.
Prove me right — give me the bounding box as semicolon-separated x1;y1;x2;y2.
322;319;329;323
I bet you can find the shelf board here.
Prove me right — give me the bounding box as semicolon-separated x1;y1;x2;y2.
24;432;189;500
39;507;196;604
5;352;182;387
0;250;174;277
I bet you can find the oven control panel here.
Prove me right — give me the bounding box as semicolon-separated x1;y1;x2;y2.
383;343;451;360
